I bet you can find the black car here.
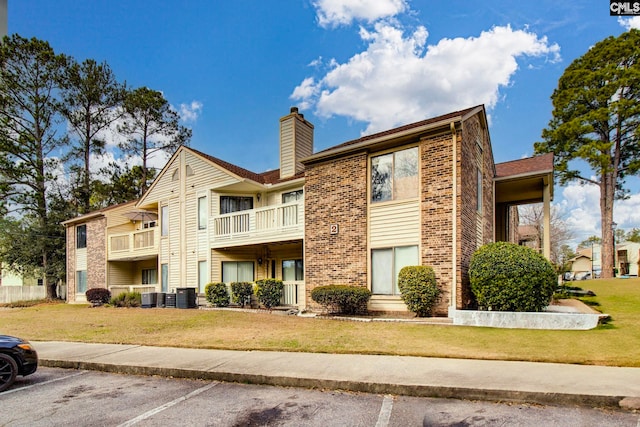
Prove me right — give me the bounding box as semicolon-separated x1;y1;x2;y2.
0;335;38;392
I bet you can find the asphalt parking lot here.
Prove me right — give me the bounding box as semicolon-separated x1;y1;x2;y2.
1;367;638;427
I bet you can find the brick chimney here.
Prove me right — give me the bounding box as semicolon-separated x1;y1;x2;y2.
279;107;313;179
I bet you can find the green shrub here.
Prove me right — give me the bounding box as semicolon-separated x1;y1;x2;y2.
255;279;284;309
205;282;230;307
109;291;142;308
230;282;253;307
85;288;111;305
469;242;556;312
398;266;441;317
310;285;371;315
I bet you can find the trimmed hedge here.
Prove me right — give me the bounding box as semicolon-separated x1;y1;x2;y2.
469;242;556;312
255;278;284;309
311;285;371;315
230;282;253;307
205;282;230;307
109;291;141;308
85;288;111;305
398;266;440;317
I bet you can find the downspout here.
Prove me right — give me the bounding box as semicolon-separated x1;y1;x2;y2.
449;122;458;316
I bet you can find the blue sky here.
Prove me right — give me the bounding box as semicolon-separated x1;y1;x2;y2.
8;1;640;247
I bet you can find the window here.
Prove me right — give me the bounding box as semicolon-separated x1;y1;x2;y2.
161;264;169;293
220;196;253;215
76;225;87;249
142;268;157;285
282;259;303;281
371;147;418;202
371;245;419;295
161;205;169;236
198;196;207;230
76;270;87;294
198;261;208;292
222;261;254;283
282;190;303;204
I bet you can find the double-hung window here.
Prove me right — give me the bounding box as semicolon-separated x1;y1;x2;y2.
371;147;418;202
282;190;303;204
76;225;87;249
198;196;207;230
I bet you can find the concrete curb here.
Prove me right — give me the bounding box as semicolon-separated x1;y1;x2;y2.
39;358;633;411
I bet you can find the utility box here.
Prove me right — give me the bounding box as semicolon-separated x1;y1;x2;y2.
141;292;157;308
156;292;166;308
176;288;196;309
165;293;176;308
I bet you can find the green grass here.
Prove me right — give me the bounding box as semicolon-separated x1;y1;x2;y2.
2;278;639;367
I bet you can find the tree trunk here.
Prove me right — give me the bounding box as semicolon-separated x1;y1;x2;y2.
600;172;615;279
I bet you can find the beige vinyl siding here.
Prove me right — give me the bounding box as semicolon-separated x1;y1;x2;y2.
76;248;87;270
185;192;198;288
369;199;420;247
108;262;135;287
169;199;181;290
294;122;313;168
143;149;241;205
280;119;295;178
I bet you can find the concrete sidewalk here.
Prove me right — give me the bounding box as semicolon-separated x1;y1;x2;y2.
33;341;640;411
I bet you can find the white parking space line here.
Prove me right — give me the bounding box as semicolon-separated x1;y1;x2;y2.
117;381;220;427
375;394;394;427
1;370;87;395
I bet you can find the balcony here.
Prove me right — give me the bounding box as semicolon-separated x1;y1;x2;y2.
211;201;304;247
108;227;159;261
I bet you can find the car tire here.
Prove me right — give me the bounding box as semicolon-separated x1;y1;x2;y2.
0;353;18;392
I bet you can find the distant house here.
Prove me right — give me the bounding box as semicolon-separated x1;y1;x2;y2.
63;105;554;315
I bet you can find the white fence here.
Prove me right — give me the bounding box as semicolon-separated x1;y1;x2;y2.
0;286;46;303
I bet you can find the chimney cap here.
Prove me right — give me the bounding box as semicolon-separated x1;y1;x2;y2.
290;106;299;114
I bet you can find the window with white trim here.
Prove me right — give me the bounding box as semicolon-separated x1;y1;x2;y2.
222;261;254;283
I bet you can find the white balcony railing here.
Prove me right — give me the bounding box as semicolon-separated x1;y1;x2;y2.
108;228;159;260
212;201;303;243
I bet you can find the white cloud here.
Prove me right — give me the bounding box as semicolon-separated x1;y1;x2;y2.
291;23;560;135
179;101;203;123
558;181;640;247
313;0;408;27
618;16;640;30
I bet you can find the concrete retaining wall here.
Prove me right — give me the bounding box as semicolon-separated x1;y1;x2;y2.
450;309;602;330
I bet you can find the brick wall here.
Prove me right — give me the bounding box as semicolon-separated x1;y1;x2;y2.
304;152;368;309
420;132;455;316
459;114;495;309
65;225;76;302
87;218;107;290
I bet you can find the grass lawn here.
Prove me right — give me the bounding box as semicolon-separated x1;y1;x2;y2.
1;278;639;367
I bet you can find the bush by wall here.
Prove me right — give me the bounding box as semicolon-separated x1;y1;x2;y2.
398;266;441;317
310;285;371;315
85;288;111;306
255;278;284;309
230;282;253;307
205;282;230;307
109;291;141;308
469;241;556;312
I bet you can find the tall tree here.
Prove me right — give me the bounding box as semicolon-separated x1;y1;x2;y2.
535;29;640;279
518;203;573;266
118;87;191;193
0;35;68;298
90;164;157;208
59;58;126;214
